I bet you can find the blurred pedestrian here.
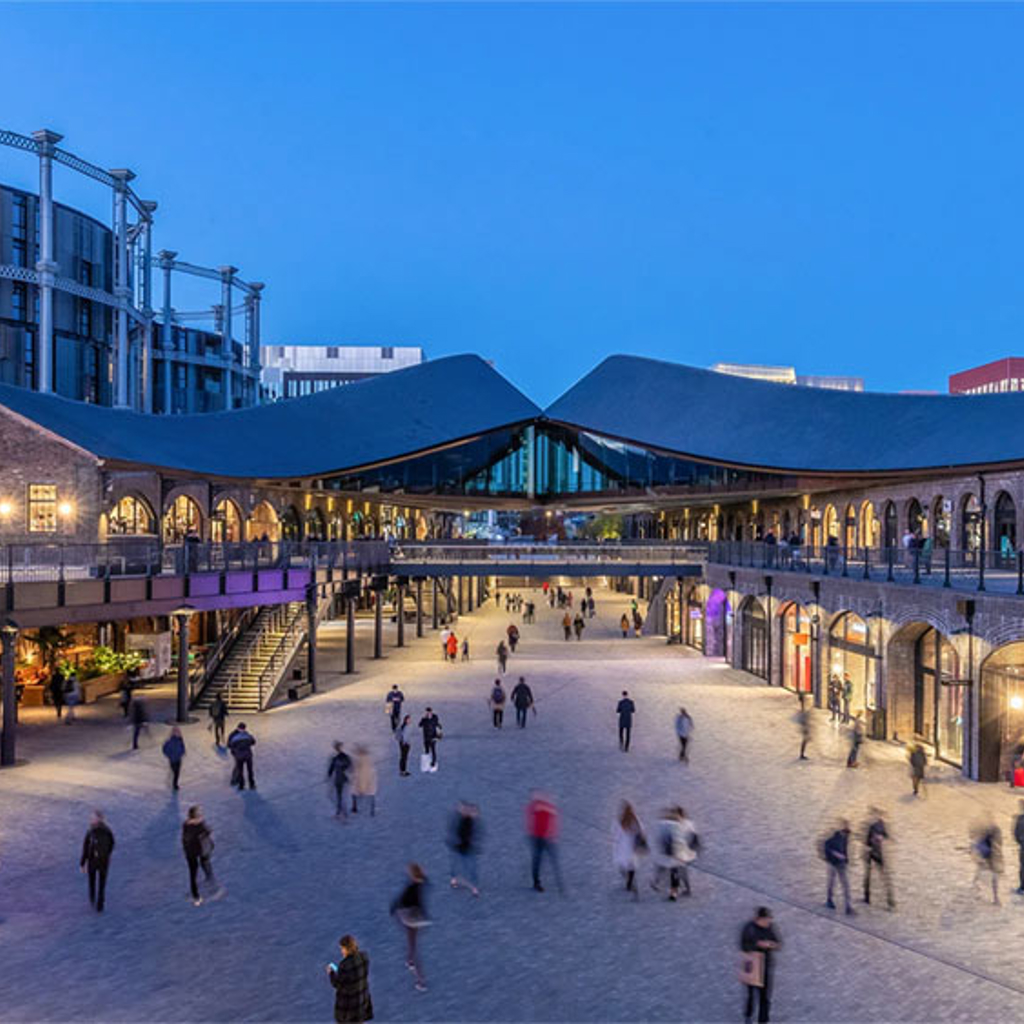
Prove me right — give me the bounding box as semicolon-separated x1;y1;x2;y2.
227;722;256;790
1014;800;1024;895
846;715;864;768
64;671;80;723
448;800;482;896
49;667;65;720
795;694;812;761
613;801;647;898
328;741;352;818
461;637;470;662
209;693;228;746
130;697;150;750
351;745;377;816
675;707;693;762
326;935;374;1023
908;742;927;796
525;790;563;893
652;806;698;900
162;726;186;791
823;821;854;915
390;863;430;992
507;623;520;653
182;804;222;907
573;612;585;640
863;808;894;909
118;679;132;719
496;640;508;674
739;906;781;1023
419;707;442;770
562;611;572;640
385;684;404;731
79;810;115;913
446;631;458;662
973;823;1003;905
616;690;636;752
619;614;630;638
490;678;506;729
396;715;412;777
511;677;533;728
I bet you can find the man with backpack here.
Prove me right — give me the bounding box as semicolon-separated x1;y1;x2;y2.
489;679;506;729
823;821;854;915
511;677;533;728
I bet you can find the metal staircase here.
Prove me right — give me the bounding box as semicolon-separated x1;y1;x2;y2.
194;603;306;713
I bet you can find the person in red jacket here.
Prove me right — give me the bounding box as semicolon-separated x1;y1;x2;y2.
525;790;563;893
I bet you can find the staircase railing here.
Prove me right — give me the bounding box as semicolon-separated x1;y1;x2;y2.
219;604;297;707
254;606;307;710
191;606;260;705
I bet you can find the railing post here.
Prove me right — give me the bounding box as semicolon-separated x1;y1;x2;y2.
862;546;870;580
978;545;986;592
943;544;951;588
913;548;920;585
886;546;894;582
1017;550;1024;596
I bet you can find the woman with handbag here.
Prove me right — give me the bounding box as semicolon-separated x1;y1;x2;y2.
739;906;781;1023
182;805;223;907
390;863;430;992
612;801;647;898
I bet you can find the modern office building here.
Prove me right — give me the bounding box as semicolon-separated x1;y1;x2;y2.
3;352;1024;782
712;362;865;391
0;126;263;414
949;357;1024;395
260;344;424;400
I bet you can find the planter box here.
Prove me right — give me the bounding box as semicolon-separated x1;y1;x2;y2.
81;672;126;704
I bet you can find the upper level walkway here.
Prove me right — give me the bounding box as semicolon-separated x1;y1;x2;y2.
389;540;707;578
708;540;1024;597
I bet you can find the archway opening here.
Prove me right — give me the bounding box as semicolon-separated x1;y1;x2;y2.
994;491;1016;564
162;495;202;544
211;498;242;543
106;495;156;536
828;613;878;731
247;501;281;542
739;596;767;680
280;506;302;541
705;588;731;658
779;601;812;694
980;644;1024;783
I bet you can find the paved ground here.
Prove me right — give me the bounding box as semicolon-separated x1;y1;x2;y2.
5;586;1024;1022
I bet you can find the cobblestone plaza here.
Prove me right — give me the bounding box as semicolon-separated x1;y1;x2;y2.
5;588;1024;1022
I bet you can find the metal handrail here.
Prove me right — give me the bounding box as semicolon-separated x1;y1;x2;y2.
391;542;708;565
255;607;306;709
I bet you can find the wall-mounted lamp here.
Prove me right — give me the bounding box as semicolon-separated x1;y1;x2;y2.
0;501;12;517
58;501;74;517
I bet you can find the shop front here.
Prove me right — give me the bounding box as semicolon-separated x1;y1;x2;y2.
740;597;767;680
685;589;704;651
779;602;812;696
980;644;1024;783
828;612;881;736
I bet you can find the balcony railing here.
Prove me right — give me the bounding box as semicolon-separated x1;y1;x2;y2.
0;539;390;584
391;540;708;566
708;541;1024;596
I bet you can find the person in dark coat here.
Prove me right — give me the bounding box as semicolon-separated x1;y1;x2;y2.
511;677;533;729
616;690;636;752
908;742;927;796
327;935;374;1022
49;669;65;719
863;808;895;909
209;694;228;747
181;804;221;906
118;679;132;719
80;810;115;912
227;722;256;790
1014;800;1024;895
162;726;186;790
385;685;404;731
419;708;441;768
740;906;781;1023
390;863;429;992
327;741;353;819
130;697;150;750
824;821;854;915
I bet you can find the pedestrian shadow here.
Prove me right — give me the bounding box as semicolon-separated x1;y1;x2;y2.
240;790;302;852
140;792;184;858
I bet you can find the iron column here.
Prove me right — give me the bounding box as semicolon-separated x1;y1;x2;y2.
220;266;237;411
415;577;424;637
173;606;195;723
1;620;18;766
306;584;318;692
109;168;135;408
157;250;177;413
31;129;62;394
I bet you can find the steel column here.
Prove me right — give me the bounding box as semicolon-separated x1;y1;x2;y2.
416;577;424;637
110;169;135;408
174;611;192;723
374;589;383;658
32;129;62;394
1;621;18;766
306;584;318;691
346;594;355;674
397;581;405;648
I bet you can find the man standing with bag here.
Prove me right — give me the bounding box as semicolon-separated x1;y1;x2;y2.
227;722;257;790
419;707;442;770
740;906;781;1023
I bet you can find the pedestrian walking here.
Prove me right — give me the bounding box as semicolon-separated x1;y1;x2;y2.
842;676;853;724
908;742;927;796
525;790;563;893
573;613;585;640
562;611;572;641
973;823;1003;905
351;745;377;816
1014;800;1024;895
613;801;647;898
419;707;442;770
79;810;115;913
447;800;482;896
739;906;781;1024
496;640;508;674
49;669;65;719
461;638;470;662
385;684;405;731
863;808;895;910
489;678;506;728
395;716;412;776
182;804;222;907
823;821;855;915
162;726;186;791
507;623;520;653
446;631;458;663
327;741;353;818
619;614;630;639
846;715;864;768
439;626;451;661
511;677;533;728
795;694;812;761
327;935;374;1023
390;863;430;992
675;707;693;762
209;693;228;746
130;697;150;749
64;671;80;723
227;722;256;790
828;676;841;723
118;679;132;719
616;690;636;752
651;806;698;900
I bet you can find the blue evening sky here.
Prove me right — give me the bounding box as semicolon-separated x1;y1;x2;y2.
2;3;1022;403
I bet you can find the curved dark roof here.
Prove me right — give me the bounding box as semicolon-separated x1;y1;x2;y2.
544;355;1024;474
0;355;540;478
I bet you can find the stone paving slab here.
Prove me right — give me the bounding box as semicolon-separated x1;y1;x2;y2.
3;588;1024;1022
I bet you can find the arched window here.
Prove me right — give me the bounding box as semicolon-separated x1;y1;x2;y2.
280;506;302;541
107;495;155;536
932;496;950;548
740;597;767;680
211;499;243;543
962;494;983;553
162;495;202;544
858;501;877;549
823;505;839;541
883;501;898;548
779;602;812;694
305;508;326;541
828;612;876;717
844;503;857;551
907;499;924;537
247;501;281;542
994;492;1016;560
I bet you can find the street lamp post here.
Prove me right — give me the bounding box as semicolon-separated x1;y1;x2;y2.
1;619;19;766
172;605;196;723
